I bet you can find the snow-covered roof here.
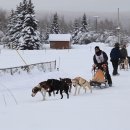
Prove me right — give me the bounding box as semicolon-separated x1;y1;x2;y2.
49;34;71;41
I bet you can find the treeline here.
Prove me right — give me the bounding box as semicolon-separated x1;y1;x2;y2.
0;0;130;49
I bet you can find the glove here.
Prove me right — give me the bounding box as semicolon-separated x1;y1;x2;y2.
92;64;96;71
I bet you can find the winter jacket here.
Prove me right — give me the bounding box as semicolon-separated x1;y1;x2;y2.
120;48;128;59
110;47;121;61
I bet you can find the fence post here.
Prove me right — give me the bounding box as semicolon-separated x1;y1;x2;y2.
10;68;13;75
54;60;56;70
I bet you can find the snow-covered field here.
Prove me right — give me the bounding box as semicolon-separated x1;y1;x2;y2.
0;43;130;130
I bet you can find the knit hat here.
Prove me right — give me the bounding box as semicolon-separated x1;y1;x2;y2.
123;44;126;48
114;43;119;47
95;46;100;50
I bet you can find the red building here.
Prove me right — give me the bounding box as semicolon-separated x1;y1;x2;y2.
49;34;71;49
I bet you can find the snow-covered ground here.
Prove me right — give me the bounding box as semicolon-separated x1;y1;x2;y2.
0;43;130;130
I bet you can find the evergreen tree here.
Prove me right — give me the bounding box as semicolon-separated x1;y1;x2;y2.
6;0;41;50
50;13;60;34
18;0;40;49
71;16;91;44
6;0;28;49
6;10;17;48
12;1;28;49
81;14;88;32
27;0;35;14
59;16;70;33
71;19;80;44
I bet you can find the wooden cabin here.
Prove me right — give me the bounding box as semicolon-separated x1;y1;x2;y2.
49;34;71;49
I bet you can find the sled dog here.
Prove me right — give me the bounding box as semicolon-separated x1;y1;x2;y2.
119;58;129;70
71;76;92;95
31;81;49;100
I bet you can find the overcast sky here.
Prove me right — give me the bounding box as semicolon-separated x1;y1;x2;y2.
0;0;130;13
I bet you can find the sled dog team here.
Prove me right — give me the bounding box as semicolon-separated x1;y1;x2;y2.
31;77;93;100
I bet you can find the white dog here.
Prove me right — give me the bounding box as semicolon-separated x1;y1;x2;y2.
71;76;92;95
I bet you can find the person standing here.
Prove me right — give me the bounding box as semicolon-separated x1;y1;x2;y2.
93;46;112;86
120;45;128;60
110;43;121;75
120;45;128;69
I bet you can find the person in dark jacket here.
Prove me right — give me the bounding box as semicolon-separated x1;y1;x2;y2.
120;45;128;68
93;46;112;86
120;45;128;60
110;43;121;75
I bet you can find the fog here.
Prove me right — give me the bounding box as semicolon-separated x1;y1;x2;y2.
0;0;130;30
0;0;130;12
35;10;130;30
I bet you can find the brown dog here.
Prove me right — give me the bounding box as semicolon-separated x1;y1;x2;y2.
120;58;129;70
31;81;50;100
71;76;92;95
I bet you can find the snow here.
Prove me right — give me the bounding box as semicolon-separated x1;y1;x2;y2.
49;34;71;41
0;50;56;68
0;42;130;130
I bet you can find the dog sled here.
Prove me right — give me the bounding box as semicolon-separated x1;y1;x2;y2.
90;64;108;88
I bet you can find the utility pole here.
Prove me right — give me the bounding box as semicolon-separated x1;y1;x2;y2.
116;8;120;44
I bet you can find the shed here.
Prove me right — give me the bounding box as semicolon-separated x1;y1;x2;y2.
49;34;71;49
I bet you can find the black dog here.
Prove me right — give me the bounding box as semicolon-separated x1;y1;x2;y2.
46;79;69;99
59;78;72;92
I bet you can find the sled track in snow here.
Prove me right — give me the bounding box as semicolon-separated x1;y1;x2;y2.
0;83;18;106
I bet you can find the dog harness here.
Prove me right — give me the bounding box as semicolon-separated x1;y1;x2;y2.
78;80;86;86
